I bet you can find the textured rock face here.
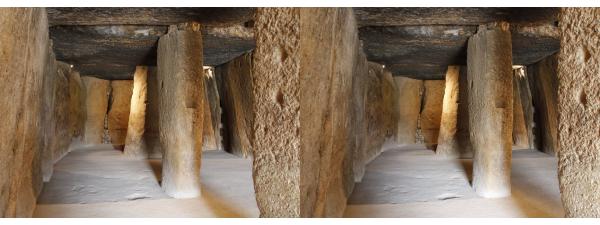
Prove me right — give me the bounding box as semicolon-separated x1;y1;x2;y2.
216;52;254;157
253;8;369;217
0;8;49;217
82;76;110;144
467;23;513;198
202;69;221;151
143;67;162;158
456;67;473;158
41;61;86;182
124;67;148;157
557;8;600;217
157;25;205;198
436;66;460;157
528;54;558;155
394;77;423;145
515;71;535;151
107;80;133;146
512;70;530;149
420;80;445;150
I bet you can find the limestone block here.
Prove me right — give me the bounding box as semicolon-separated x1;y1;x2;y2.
515;71;535;151
420;80;445;150
512;70;530;149
557;8;600;217
528;54;558;155
0;8;49;217
456;67;473;158
143;67;163;158
253;8;364;217
467;22;513;198
201;70;221;151
157;25;205;198
436;66;461;157
107;80;133;146
216;52;254;157
82;76;110;145
394;77;423;145
124;66;148;158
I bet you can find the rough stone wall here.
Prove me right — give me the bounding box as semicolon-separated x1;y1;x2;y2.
157;25;205;198
528;54;558;155
82;76;110;145
512;70;530;149
456;67;473;158
0;8;49;217
253;8;373;217
143;67;162;158
202;69;221;151
420;80;445;150
436;66;461;157
557;8;600;217
393;77;423;145
41;61;85;181
515;70;535;150
124;67;148;157
216;52;254;157
467;23;513;198
107;80;133;146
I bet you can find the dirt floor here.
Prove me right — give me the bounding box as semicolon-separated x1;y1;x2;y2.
34;144;563;218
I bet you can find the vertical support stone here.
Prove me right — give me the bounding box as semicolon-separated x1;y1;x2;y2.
124;66;148;158
516;69;535;151
557;8;600;217
394;77;423;145
420;80;445;150
157;23;204;198
143;67;163;158
456;67;473;158
107;80;133;147
0;8;49;217
201;68;221;151
436;66;460;157
252;8;362;217
82;76;110;145
467;22;513;198
528;55;558;155
512;68;530;149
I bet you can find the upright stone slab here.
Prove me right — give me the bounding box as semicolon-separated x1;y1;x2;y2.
124;66;148;158
557;8;600;217
82;76;110;145
528;55;558;155
467;22;513;198
252;8;363;217
394;77;423;145
456;67;473;158
512;69;530;149
420;80;445;150
0;8;49;217
143;67;162;158
436;66;461;157
107;80;133;146
201;69;221;151
157;24;205;198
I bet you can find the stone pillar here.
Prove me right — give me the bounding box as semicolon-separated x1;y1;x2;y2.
252;8;361;217
394;77;423;145
420;80;445;150
512;68;530;149
124;66;148;158
436;66;460;157
82;76;110;145
467;22;513;198
107;80;133;147
143;67;162;158
456;67;473;158
157;24;204;198
528;55;558;155
557;8;600;217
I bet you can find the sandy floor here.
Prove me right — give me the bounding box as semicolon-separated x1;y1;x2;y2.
344;145;564;217
34;145;259;217
34;144;563;218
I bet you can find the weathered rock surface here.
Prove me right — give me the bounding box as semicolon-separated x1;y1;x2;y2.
420;80;445;150
82;76;110;144
253;8;376;218
528;54;558;155
512;69;530;149
142;67;163;158
436;66;461;157
157;25;205;198
202;68;221;151
455;67;473;158
514;70;535;151
0;8;49;217
124;67;148;158
556;8;600;217
107;80;133;146
393;77;423;144
467;22;513;198
216;53;254;157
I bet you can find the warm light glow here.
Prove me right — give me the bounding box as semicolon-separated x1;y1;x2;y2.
512;65;525;78
203;66;214;78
